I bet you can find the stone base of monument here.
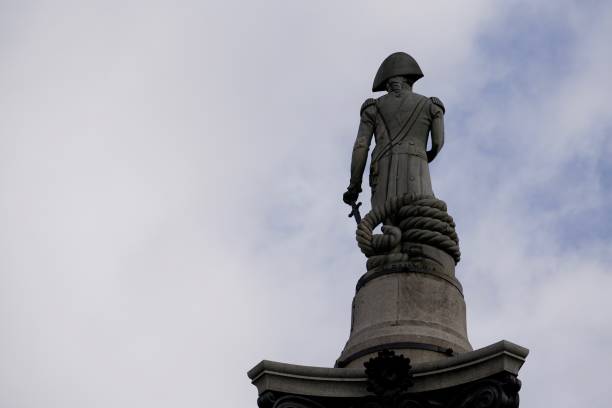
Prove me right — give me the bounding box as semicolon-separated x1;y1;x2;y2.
336;245;472;369
248;340;528;408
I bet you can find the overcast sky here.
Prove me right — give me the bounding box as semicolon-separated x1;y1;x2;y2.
1;1;612;407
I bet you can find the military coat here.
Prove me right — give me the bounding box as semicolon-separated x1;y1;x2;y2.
349;90;445;210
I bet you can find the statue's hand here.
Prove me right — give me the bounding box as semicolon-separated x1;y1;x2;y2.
343;186;360;205
426;150;437;163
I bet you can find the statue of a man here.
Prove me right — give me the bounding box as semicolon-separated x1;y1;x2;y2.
343;52;446;210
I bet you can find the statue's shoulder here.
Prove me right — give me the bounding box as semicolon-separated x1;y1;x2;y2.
360;98;377;116
429;96;445;114
411;91;427;99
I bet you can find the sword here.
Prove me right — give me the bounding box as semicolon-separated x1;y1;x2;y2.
347;201;362;224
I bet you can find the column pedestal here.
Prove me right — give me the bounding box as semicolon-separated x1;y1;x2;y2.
248;341;528;408
337;244;472;368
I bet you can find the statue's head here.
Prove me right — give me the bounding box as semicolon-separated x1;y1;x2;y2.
372;52;423;92
385;76;412;94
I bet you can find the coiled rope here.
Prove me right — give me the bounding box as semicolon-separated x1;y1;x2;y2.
356;195;461;269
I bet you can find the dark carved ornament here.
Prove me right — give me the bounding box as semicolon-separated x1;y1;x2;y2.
257;391;278;408
256;373;521;408
352;373;521;408
364;350;414;398
258;392;327;408
448;374;522;408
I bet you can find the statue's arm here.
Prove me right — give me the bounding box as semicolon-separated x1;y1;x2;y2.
344;100;376;204
427;97;445;163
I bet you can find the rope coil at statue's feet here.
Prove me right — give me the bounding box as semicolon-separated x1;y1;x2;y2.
356;194;461;271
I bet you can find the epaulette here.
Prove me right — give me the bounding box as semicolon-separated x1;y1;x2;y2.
430;96;445;114
360;98;377;116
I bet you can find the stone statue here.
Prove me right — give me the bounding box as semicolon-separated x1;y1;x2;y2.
343;52;445;212
338;52;461;280
248;52;528;408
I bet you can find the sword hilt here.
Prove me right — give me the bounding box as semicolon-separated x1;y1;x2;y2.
348;201;362;223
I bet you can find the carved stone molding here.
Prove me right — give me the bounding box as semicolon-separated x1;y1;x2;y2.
254;374;522;408
249;341;528;408
274;396;327;408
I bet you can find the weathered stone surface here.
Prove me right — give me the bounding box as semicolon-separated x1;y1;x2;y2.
336;249;472;368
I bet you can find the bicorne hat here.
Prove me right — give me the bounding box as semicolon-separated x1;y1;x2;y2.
372;52;424;92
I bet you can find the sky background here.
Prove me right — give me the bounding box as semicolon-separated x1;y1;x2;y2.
1;0;612;407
